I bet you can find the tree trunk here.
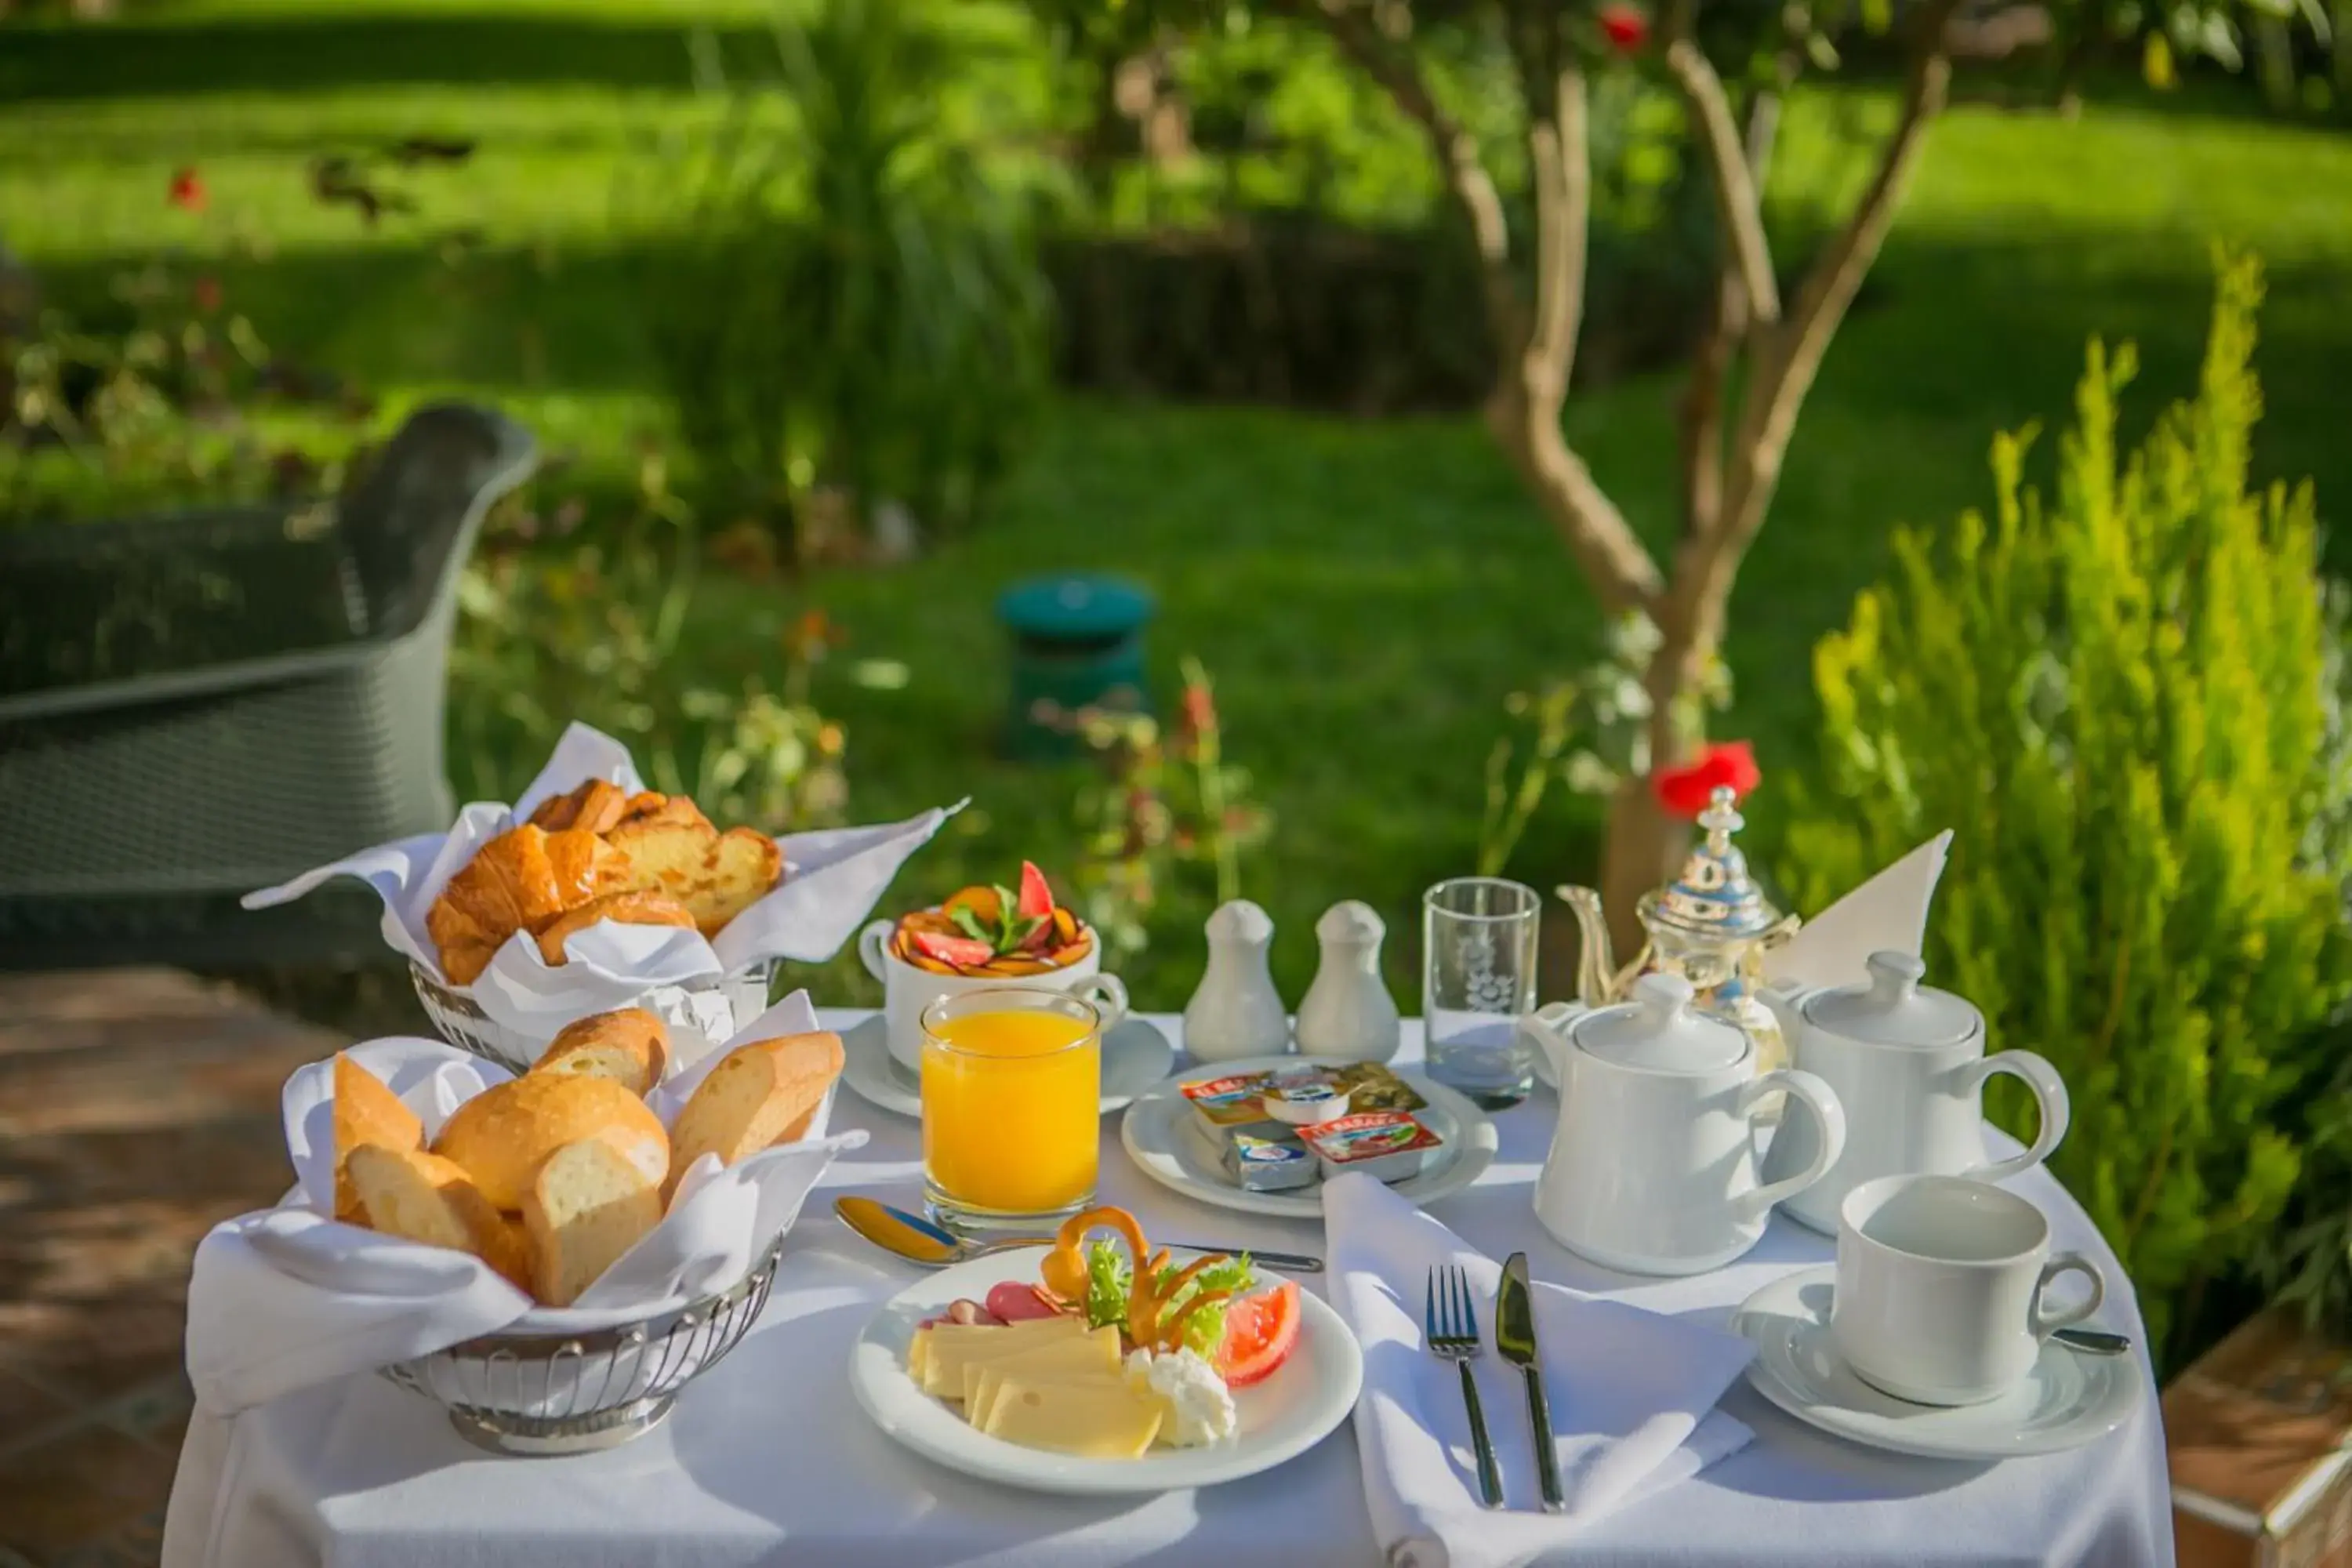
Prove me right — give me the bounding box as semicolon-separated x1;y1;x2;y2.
1599;775;1682;964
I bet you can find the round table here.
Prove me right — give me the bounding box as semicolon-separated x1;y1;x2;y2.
184;1012;2172;1568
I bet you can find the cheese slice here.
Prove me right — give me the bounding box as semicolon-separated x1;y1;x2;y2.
920;1323;1113;1399
958;1332;1122;1406
909;1331;931;1383
982;1377;1163;1458
971;1368;1127;1432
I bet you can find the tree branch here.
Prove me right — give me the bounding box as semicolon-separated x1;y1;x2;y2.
1521;63;1590;398
1677;84;1782;543
1294;0;1524;354
1663;38;1780;326
1662;0;1961;687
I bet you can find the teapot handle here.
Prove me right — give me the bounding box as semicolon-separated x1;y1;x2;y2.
1959;1049;2071;1185
1733;1068;1847;1222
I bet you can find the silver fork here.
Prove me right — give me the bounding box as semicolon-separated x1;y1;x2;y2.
1427;1264;1504;1509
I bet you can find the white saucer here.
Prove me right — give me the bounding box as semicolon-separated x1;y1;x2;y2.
839;1013;1177;1120
1118;1054;1498;1218
1730;1265;2143;1461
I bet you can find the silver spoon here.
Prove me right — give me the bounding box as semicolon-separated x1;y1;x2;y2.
2053;1327;2132;1356
833;1196;1323;1274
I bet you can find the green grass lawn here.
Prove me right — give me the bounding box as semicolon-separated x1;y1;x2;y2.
6;2;2350;1011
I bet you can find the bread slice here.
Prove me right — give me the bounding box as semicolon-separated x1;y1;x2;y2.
522;1138;664;1307
606;819;782;936
665;1030;844;1195
332;1054;423;1223
347;1145;531;1291
532;1007;672;1096
432;1075;669;1212
532;891;698;967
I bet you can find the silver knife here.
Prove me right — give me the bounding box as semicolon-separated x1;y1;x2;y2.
1497;1252;1566;1513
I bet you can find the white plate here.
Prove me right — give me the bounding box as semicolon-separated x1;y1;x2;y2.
1118;1055;1498;1218
1730;1265;2144;1461
840;1014;1176;1120
849;1246;1362;1494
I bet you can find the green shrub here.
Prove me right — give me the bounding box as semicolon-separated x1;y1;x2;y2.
1777;252;2352;1359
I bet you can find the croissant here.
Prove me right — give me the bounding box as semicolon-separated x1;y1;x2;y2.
534;890;697;966
613;791;712;833
426;825;632;985
528;779;630;835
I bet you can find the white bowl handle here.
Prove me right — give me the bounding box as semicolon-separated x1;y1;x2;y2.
1735;1068;1847;1221
857;920;894;984
1081;975;1129;1033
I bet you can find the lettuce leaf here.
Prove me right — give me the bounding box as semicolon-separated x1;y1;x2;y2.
1156;1254;1255;1357
1083;1237;1131;1330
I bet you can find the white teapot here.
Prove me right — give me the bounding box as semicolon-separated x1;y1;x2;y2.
1759;949;2069;1234
1529;972;1847;1276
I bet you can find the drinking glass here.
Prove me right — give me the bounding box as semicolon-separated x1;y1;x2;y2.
1422;877;1541;1107
921;986;1102;1229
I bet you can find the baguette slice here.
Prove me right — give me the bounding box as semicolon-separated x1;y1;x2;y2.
432;1075;669;1212
332;1054;424;1223
532;1007;672;1096
347;1145;530;1291
665;1030;844;1196
522;1138;663;1307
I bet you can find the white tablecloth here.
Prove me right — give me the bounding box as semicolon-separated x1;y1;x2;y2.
183;1012;2172;1568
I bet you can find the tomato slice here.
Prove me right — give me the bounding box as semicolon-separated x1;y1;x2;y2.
1215;1279;1301;1387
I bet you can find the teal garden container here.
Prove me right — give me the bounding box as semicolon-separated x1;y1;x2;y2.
998;575;1154;760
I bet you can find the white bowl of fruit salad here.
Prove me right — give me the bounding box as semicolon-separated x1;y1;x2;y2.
848;1206;1363;1494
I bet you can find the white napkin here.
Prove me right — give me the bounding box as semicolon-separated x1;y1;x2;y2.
1324;1174;1755;1568
1760;831;1951;994
241;720;962;1037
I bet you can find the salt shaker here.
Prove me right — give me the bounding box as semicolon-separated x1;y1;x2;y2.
1184;899;1290;1062
1295;900;1401;1063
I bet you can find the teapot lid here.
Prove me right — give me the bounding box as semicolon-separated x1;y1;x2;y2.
1574;973;1748;1071
1802;950;1980;1047
1639;786;1784;944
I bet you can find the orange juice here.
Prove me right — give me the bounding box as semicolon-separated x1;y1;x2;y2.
922;1007;1101;1218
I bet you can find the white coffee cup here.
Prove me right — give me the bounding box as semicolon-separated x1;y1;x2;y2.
859;917;1128;1073
1831;1173;2106;1406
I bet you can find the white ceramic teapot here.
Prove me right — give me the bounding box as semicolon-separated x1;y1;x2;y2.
1759;950;2070;1235
1529;972;1847;1276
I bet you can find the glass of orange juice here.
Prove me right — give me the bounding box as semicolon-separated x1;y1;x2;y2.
920;987;1102;1228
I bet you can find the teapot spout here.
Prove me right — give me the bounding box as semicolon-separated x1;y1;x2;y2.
1555;884;1622;1007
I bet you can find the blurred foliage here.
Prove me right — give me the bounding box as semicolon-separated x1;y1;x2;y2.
451;453;852;833
630;0;1052;564
1777;252;2352;1364
1069;655;1273;956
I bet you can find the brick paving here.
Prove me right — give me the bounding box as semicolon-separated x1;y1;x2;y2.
0;971;343;1567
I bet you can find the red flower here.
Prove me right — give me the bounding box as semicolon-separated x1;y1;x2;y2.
169;167;208;212
1180;682;1218;736
1598;3;1650;52
191;276;223;314
1652;741;1759;818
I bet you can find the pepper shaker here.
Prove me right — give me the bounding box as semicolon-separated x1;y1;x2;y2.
1184;899;1290;1062
1295;900;1401;1063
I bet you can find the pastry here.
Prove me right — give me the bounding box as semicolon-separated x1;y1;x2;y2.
532;1007;671;1096
424;824;631;985
332;1054;423;1223
431;1074;669;1212
346;1145;531;1291
613;791;712;833
528;779;631;835
665;1030;844;1196
533;891;697;967
522;1138;662;1307
607;818;782;936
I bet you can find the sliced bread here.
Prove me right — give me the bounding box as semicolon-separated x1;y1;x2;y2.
522;1137;664;1307
332;1054;423;1223
665;1030;844;1195
531;1007;672;1095
432;1074;668;1212
347;1145;531;1291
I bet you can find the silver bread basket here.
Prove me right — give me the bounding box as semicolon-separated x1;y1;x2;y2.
409;957;781;1075
379;1235;784;1455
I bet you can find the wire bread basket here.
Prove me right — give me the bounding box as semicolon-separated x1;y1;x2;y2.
381;1235;784;1455
410;957;781;1075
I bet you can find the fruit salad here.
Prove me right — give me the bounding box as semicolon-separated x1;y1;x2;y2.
903;1206;1302;1459
889;862;1094;977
